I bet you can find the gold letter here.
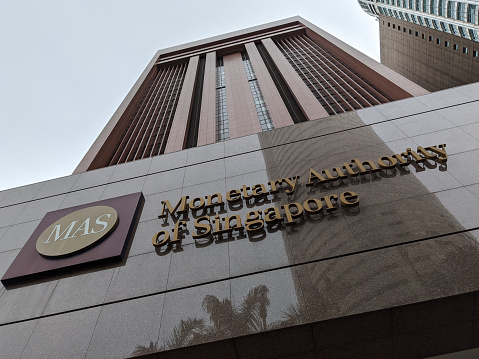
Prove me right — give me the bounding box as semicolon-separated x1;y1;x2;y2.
245;211;264;232
193;216;211;239
306;169;327;186
339;191;359;207
303;198;323;214
152;230;170;247
158;196;189;219
283;176;300;194
264;207;283;224
377;156;397;169
282;203;303;225
322;194;339;212
425;144;447;162
226;189;242;202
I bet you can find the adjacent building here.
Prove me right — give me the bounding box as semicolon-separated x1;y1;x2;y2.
359;0;479;91
1;16;479;359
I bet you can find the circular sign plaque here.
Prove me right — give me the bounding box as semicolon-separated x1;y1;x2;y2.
36;206;119;257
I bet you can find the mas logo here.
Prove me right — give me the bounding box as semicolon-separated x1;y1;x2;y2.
1;192;143;286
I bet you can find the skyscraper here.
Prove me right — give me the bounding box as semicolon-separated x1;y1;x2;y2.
359;0;479;90
2;16;479;359
359;0;479;41
74;17;426;173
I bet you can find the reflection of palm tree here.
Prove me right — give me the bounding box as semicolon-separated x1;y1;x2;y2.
132;285;302;356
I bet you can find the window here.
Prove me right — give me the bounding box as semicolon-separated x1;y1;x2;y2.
467;5;476;23
388;22;391;27
241;52;274;132
416;31;419;36
447;1;455;19
409;29;412;34
429;35;433;41
438;0;444;16
473;50;478;58
463;47;468;54
469;29;479;41
393;24;396;29
215;57;229;141
453;44;458;50
445;40;450;47
404;27;407;32
398;25;401;30
437;38;441;44
441;21;449;33
457;2;464;21
430;0;436;14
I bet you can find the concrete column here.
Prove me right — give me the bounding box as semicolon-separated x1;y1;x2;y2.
197;52;217;146
164;56;199;154
245;42;294;128
223;52;262;139
261;38;329;120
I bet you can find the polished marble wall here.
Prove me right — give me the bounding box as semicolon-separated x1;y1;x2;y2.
0;83;479;359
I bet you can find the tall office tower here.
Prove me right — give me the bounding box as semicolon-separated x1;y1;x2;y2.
5;16;479;359
359;0;479;41
359;0;479;91
74;17;426;173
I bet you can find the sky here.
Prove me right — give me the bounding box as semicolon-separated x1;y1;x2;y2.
0;0;379;191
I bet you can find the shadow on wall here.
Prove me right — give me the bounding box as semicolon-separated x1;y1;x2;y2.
130;285;303;356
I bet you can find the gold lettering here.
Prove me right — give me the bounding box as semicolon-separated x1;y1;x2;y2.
193;216;211;239
252;184;267;197
241;185;252;200
306;169;327;186
245;211;264;232
323;167;347;181
226;189;242;202
303;198;323;214
264;207;283;224
352;158;381;174
206;193;223;208
339;191;359;207
171;220;187;244
323;194;339;212
158;196;189;219
343;162;360;176
407;148;425;163
223;215;244;232
189;197;205;211
426;144;447;162
152;230;170;247
283;176;300;194
282;203;303;225
393;153;410;166
377;156;397;169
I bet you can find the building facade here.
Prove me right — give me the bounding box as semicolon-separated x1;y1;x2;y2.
359;0;479;91
74;17;426;173
359;0;479;41
1;17;479;359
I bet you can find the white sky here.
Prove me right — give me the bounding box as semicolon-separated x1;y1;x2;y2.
0;0;379;191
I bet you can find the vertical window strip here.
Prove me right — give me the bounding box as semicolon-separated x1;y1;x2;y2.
216;58;229;141
241;52;274;132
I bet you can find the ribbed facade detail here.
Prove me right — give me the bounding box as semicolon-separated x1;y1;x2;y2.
216;57;229;141
108;63;187;165
241;52;274;132
275;35;391;115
